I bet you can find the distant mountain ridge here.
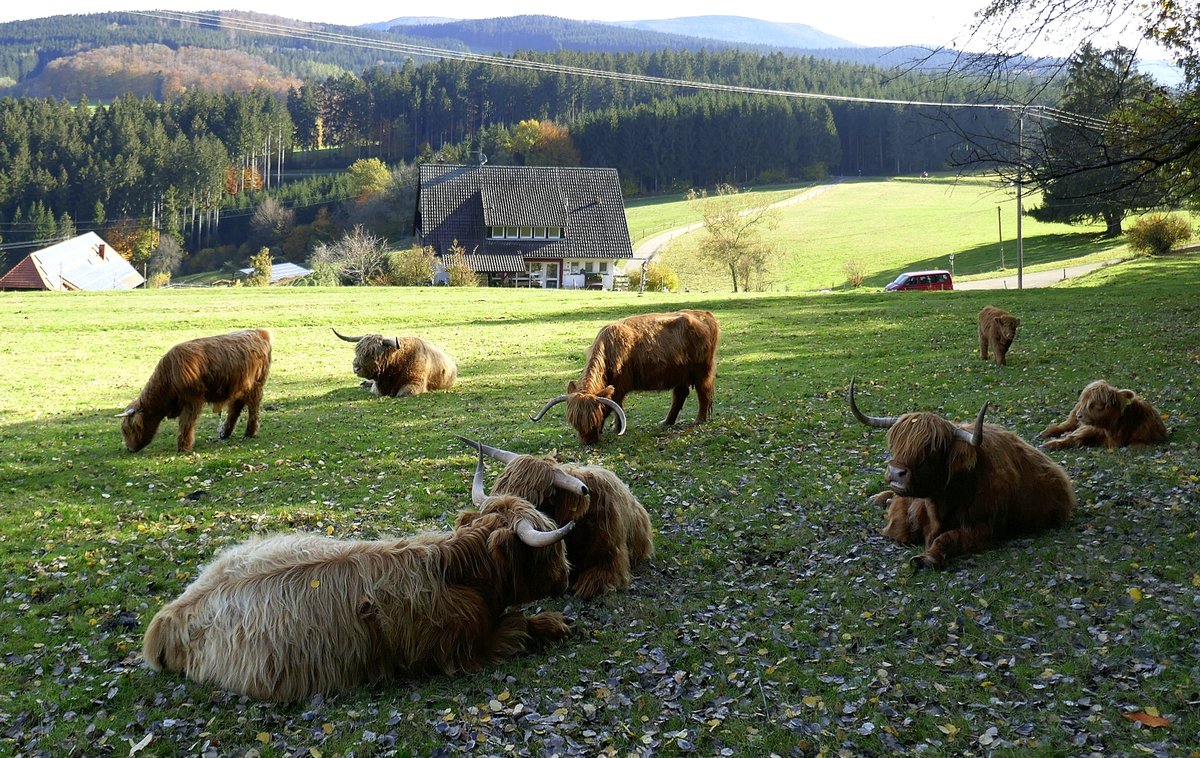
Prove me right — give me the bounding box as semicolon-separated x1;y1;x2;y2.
614;15;859;49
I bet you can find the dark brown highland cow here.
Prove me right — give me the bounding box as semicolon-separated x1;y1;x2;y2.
849;379;1075;569
119;328;272;453
532;309;720;443
1041;379;1168;450
977;305;1021;365
458;437;654;598
142;455;574;702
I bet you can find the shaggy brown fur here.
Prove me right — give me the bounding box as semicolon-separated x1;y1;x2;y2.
338;332;456;397
472;454;654;598
977;305;1021;365
853;391;1075;569
142;497;572;702
538;309;719;443
120;328;272;453
1041;379;1168;450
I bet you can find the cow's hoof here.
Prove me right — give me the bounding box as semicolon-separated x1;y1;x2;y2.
909;554;938;571
867;491;894;508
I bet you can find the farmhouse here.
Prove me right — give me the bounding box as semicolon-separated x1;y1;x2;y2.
0;232;144;291
416;162;633;290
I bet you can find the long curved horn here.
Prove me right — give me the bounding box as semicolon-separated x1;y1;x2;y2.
457;435;519;465
515;518;575;548
382;337;399;349
531;395;569;421
470;444;487;506
115;406;138;418
596;397;627;436
332;328;363;343
953;402;988;448
848;377;899;429
457;436;589;497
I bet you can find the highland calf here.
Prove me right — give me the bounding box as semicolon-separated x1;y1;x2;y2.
141;479;574;702
119;328;272;453
532;309;720;443
333;329;456;397
1041;379;1168;450
977;305;1021;365
458;437;654;598
849;379;1075;569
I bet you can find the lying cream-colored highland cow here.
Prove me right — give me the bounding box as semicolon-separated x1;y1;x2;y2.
1041;379;1168;450
333;328;456;397
141;475;574;702
458;436;654;599
119;328;272;453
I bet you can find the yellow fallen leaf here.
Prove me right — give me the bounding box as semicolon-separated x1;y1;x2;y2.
256;732;270;744
1128;587;1143;602
1123;711;1170;728
937;723;960;736
310;579;320;589
322;722;333;735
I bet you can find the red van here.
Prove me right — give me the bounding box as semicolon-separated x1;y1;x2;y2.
885;270;954;291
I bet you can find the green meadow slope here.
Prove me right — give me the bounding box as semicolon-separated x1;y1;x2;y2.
0;253;1197;754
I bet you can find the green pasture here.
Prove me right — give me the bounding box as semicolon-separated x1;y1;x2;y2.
624;183;816;244
1;254;1198;755
648;176;1135;292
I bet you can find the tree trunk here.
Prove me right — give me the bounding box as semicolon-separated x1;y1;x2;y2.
1103;211;1123;238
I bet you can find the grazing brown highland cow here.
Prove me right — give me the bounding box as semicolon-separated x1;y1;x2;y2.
141;468;574;702
119;328;272;453
977;305;1021;365
849;379;1075;570
333;329;456;397
458;437;655;598
532;309;720;443
1041;379;1168;450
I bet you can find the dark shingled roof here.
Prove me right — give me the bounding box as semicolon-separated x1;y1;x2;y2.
416;164;633;261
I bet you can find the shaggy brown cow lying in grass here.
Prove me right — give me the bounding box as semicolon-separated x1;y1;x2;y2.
458;437;654;598
333;329;456;397
849;379;1075;570
532;309;720;443
119;328;272;453
977;305;1021;365
141;466;574;702
1041;379;1168;450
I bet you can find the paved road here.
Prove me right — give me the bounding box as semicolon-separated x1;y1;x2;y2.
954;259;1124;290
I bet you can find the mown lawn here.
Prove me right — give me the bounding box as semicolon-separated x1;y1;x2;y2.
1;253;1197;756
653;176;1135;292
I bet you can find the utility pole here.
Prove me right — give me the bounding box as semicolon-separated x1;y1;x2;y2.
997;206;1005;270
1016;110;1025;290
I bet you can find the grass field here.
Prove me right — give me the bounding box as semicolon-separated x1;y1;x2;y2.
1;253;1198;756
649;177;1134;292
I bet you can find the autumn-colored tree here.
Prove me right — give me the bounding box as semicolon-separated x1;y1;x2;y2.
348;158;392;200
528;121;581;167
444;240;481;287
246;246;273;287
106;218;159;265
388;244;437;286
508;119;542;164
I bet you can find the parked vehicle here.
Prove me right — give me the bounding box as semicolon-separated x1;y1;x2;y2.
885;270;954;291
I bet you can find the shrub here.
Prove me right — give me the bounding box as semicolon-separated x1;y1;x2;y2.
443;240;482;287
1126;213;1192;256
146;272;172;289
245;247;273;287
842;259;867;288
389;245;437;286
644;261;680;292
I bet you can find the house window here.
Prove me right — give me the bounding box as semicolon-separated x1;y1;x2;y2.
490;226;563;240
599;262;608;273
548;227;562;239
585;262;595;273
507;226;518;239
534;227;546;239
520;226;532;238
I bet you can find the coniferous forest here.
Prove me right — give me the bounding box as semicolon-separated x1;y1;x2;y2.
0;12;1033;275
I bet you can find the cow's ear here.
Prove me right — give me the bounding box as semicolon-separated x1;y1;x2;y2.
1119;389;1136;407
947;440;978;478
567;380;579;394
456;510;480;528
599;385;616;399
1013;317;1021;326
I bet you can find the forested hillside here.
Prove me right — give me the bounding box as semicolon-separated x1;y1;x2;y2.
0;12;1042;281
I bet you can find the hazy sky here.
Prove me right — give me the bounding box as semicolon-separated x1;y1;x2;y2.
0;0;1169;61
0;1;985;49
